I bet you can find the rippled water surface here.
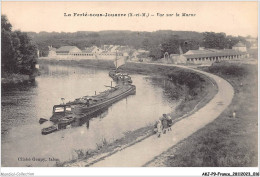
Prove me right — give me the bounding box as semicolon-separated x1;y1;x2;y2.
1;64;177;167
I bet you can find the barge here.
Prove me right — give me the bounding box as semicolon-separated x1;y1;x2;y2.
109;70;132;84
42;84;136;135
108;52;132;83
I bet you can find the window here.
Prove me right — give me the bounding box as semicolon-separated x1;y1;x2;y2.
66;107;72;112
55;107;64;113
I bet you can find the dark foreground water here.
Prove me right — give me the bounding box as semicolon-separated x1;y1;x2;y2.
1;64;177;167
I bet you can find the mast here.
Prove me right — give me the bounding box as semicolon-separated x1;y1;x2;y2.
115;50;118;73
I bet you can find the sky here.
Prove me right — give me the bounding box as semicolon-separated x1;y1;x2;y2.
1;1;258;37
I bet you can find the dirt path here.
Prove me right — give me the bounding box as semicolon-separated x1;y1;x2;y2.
91;63;234;167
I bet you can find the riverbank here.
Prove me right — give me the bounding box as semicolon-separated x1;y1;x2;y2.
53;60;218;167
146;62;257;167
1;73;33;85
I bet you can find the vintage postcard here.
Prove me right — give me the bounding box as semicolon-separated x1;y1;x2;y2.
1;1;258;176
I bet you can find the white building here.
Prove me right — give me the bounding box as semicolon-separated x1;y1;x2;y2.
47;45;130;61
232;42;247;52
170;54;186;64
97;51;124;60
48;46;57;57
54;46;82;59
245;37;258;49
170;48;249;65
84;46;102;54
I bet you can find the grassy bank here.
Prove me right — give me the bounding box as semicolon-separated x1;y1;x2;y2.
39;58;115;70
147;62;258;167
53;60;217;167
1;73;32;85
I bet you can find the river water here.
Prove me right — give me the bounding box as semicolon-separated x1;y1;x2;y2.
1;64;177;167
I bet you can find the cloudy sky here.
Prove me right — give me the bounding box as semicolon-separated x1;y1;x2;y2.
2;1;258;37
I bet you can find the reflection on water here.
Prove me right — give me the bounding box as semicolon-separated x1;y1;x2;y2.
1;64;177;167
72;107;109;128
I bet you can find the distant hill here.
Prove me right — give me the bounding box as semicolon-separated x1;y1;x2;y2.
27;30;248;59
27;30;205;57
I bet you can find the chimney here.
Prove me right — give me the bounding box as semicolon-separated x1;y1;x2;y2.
179;46;183;54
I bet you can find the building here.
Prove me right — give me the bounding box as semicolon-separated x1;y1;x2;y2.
97;51;124;60
73;51;96;60
102;45;114;52
97;45;130;60
48;46;57;57
170;48;249;65
56;46;82;56
184;49;248;64
245;37;258;49
232;42;247;52
47;45;131;61
131;49;150;61
46;46;83;59
48;45;93;60
84;46;102;54
170;54;186;64
110;45;120;52
77;46;102;60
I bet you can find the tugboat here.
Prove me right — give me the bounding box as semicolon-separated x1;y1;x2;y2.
41;84;136;135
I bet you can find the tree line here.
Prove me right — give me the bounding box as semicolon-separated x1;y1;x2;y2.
27;26;250;60
2;15;38;75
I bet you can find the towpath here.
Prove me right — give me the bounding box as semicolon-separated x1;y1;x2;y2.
89;63;234;167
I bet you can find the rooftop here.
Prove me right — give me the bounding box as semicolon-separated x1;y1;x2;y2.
183;49;247;59
56;46;79;53
83;46;100;53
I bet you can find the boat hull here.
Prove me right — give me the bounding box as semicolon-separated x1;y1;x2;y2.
75;85;135;116
46;85;136;135
41;125;58;135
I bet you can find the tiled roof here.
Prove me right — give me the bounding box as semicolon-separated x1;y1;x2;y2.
83;46;97;53
102;45;128;52
56;46;78;53
185;50;212;55
82;49;93;53
183;49;247;59
100;51;115;54
116;46;129;52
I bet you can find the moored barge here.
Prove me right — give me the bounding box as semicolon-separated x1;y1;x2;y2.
42;84;136;135
109;70;132;84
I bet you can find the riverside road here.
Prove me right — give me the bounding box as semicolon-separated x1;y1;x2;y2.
90;63;234;167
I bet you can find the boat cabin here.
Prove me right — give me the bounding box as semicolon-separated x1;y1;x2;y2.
53;105;72;115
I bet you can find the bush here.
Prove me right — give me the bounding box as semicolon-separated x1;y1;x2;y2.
208;62;248;77
167;70;206;99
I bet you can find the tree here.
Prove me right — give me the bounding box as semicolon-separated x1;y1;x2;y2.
2;29;16;73
161;35;181;55
1;15;12;32
181;40;199;53
225;35;239;49
1;15;37;75
15;31;37;75
203;32;227;49
202;32;249;49
148;45;162;60
1;15;15;73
